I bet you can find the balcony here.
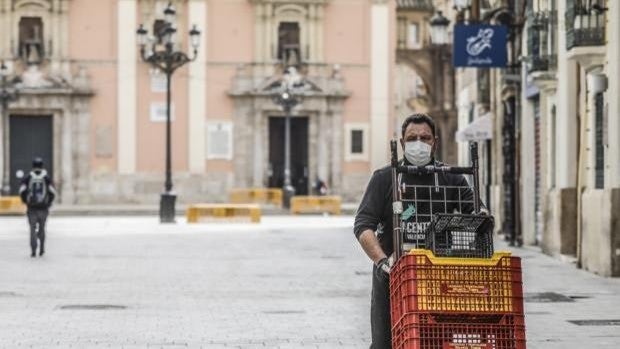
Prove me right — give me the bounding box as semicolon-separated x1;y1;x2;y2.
525;10;558;86
565;1;606;50
566;26;605;50
396;0;433;11
527;55;557;74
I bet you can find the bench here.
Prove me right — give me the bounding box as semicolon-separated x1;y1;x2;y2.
290;196;342;215
0;196;26;215
186;204;261;223
229;188;283;207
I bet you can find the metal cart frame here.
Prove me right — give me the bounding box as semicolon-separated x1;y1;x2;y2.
390;140;483;261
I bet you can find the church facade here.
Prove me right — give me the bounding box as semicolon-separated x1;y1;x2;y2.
0;0;398;204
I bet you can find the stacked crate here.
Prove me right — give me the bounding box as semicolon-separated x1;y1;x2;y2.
390;249;526;349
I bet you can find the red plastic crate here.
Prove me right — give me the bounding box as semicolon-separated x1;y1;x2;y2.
390;250;524;326
392;313;526;349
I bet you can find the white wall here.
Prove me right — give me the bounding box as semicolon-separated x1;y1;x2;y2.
117;0;137;174
554;0;578;189
188;0;207;174
370;2;390;170
606;0;620;188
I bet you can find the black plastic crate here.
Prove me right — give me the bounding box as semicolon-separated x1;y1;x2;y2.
424;213;494;258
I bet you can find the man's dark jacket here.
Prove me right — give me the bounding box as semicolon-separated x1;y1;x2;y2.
354;159;478;256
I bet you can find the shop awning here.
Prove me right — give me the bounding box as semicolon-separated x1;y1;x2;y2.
456;113;493;142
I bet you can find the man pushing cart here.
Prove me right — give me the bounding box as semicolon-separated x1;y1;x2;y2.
354;113;525;349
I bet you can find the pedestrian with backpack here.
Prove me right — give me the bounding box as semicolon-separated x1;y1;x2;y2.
19;157;56;257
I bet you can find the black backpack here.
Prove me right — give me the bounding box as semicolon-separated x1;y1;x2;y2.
27;171;49;207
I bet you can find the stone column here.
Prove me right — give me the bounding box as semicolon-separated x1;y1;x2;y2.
329;102;343;194
73;98;91;203
61;107;74;204
370;0;390;170
253;108;263;187
520;87;537;246
188;0;207;174
607;0;620;187
254;4;265;63
316;5;325;62
317;110;328;181
556;0;578;189
233;101;252;187
117;0;137;174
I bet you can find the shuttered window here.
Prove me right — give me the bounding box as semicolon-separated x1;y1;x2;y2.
595;92;604;189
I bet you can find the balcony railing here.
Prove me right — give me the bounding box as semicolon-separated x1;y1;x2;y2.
396;0;433;11
565;0;606;50
526;10;557;74
527;55;557;74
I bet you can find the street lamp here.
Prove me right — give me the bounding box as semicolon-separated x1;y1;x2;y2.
137;2;201;223
271;67;305;209
428;11;452;162
453;0;471;11
0;61;19;196
430;11;451;45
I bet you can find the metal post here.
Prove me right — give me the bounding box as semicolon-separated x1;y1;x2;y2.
138;6;199;224
390;140;402;260
165;69;172;193
159;54;176;223
471;0;480;22
0;67;17;197
470;142;481;213
282;103;295;208
1;94;9;196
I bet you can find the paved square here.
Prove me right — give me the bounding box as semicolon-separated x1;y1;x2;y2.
0;216;370;348
1;215;620;348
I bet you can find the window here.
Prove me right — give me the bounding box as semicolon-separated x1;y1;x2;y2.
19;17;44;63
277;22;301;64
351;130;363;154
150;102;174;122
345;124;369;161
595;92;604;189
207;122;233;160
407;23;419;49
150;69;167;93
397;17;407;49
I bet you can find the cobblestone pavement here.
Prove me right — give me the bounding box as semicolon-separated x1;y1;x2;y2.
1;216;370;348
1;215;619;348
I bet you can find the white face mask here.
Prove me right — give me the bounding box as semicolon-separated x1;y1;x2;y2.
404;141;432;166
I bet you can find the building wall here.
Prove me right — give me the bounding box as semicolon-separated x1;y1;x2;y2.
0;0;395;204
86;0;395;203
519;0;620;276
69;0;119;175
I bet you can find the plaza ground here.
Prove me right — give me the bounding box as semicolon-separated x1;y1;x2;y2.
0;215;619;348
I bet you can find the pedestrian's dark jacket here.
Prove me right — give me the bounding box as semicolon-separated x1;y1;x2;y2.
19;169;56;209
354;159;478;256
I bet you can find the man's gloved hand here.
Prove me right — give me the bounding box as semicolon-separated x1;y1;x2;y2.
374;257;391;283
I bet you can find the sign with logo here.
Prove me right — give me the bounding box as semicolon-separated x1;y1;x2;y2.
453;24;507;68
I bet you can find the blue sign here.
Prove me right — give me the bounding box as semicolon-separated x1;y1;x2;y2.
453;24;508;68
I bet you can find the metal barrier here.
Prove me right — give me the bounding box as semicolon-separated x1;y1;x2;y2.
0;196;26;215
290;196;341;215
229;188;283;207
186;204;261;223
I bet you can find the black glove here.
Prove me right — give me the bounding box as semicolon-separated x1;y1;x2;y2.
374;257;391;283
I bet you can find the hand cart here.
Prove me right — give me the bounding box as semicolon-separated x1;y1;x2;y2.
388;140;526;349
389;140;494;261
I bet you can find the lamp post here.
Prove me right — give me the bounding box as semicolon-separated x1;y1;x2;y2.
0;61;19;196
271;67;305;209
429;11;452;161
136;2;201;223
